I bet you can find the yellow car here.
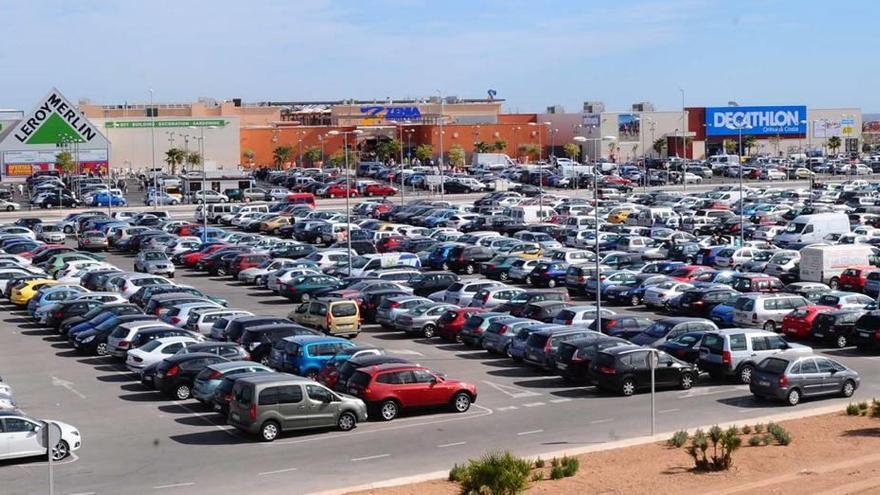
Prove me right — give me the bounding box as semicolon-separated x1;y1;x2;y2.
607;207;635;224
260;215;291;234
10;279;58;306
507;242;542;260
793;168;816;179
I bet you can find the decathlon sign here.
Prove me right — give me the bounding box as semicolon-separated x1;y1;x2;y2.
10;88;101;145
705;105;807;137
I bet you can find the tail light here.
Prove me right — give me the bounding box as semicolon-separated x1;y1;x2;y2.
752;313;758;321
326;313;331;328
499;325;509;334
132;356;143;363
119;340;131;349
605;320;617;329
565;319;573;325
722;351;732;365
170;317;182;326
544;339;552;353
249;403;257;421
578;276;585;282
778;375;789;387
598;365;616;374
389;302;401;309
166;365;179;377
836;304;844;309
208;370;222;380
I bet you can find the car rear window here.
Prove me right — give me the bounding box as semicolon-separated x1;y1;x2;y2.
331;303;357;317
234;383;253;406
757;357;789;374
349;370;372;388
526;333;550;348
447;282;464;293
701;333;724;352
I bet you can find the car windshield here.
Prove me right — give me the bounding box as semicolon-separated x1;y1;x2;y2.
752;251;773;262
145;252;167;261
731;277;753;291
784;222;807;234
139;339;163;352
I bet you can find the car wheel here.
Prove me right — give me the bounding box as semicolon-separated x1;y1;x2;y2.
216;267;227;276
739;364;755;384
465;263;475;275
337;411;357;431
835;335;848;348
305;369;319;380
441;262;449;271
379;399;399;421
51;440;70;461
842;380;856;398
451;392;472;413
786;388;801;406
63;225;73;234
630;295;641;307
5;206;12;212
260;420;280;442
525;276;533;285
547;279;557;288
680;373;695;390
422;324;437;339
300;293;310;302
175;384;191;400
685;256;694;264
763;321;776;332
829;277;840;290
95;342;109;356
621;378;636;396
499;272;509;282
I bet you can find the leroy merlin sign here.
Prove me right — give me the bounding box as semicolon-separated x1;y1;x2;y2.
10;88;101;144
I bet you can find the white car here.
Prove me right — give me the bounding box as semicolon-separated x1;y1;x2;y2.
187;309;253;336
0;226;35;240
0;413;81;461
125;336;199;373
165;238;202;256
115;274;173;299
643;281;694;310
237;258;296;284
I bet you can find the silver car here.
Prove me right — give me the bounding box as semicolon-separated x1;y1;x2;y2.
134;251;176;277
375;296;431;328
481;318;536;355
750;354;859;406
395;302;458;338
698;328;813;384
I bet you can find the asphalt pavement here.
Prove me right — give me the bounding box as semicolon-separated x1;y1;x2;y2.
2;208;880;494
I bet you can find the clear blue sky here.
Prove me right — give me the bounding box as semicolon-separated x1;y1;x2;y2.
2;0;877;113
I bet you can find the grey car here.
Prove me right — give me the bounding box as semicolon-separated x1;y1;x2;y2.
134;251;176;277
481;318;537;355
750;354;859;406
228;374;368;441
375;296;430;329
395;302;458;338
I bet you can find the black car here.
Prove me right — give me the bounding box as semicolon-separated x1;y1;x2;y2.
589;346;698;396
269;243;317;260
669;287;740;317
555;336;630;384
656;331;707;363
224;316;294;343
59;303;143;336
38;194;79;208
239;323;319;365
44;299;104;329
812;309;865;349
528;261;569;288
410;271;460;297
588;316;655;340
445;245;494;275
330;354;411;393
154;353;229;400
520;301;569;323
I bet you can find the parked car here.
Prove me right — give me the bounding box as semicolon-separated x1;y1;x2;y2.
590;346;698;396
698;329;812;384
749;354;859;406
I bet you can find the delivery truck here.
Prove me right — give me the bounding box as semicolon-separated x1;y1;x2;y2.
799;244;879;288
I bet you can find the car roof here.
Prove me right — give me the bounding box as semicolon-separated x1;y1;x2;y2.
348;354;410;366
162;352;219;363
281;334;347;344
236;373;305;386
208;360;262;371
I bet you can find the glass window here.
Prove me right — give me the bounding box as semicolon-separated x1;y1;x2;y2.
306;384;333;402
376;372;401;384
799;359;819;374
815;359;837;374
258;387;278;405
276;385;303;404
412;370;435;383
729;334;747;351
4;418;38;432
162;343;183;354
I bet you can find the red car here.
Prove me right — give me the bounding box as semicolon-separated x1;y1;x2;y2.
181;244;227;267
364;184;398;197
324;184;359;198
21;244;66;259
668;265;717;283
346;363;477;421
839;265;878;292
601;175;632;186
376;235;405;253
782;305;833;339
437;307;486;342
174;223;201;237
229;253;270;278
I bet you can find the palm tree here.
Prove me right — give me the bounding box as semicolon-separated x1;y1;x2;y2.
563;143;580;161
273;145;293;169
517;143;540;163
414;144;433;164
493;140;507;152
185;151;202;169
242;148;255;165
827;136;842;156
723;139;738;155
303;146;322;166
652;138;666;156
474;141;493;153
448;145;466;170
742;136;757;156
164;148;186;175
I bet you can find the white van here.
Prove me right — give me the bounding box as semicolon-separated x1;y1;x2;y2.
707;154;740;172
509;205;553;224
206;203;235;223
630;207;677;227
775;213;851;248
799;244;877;286
704;190;743;208
221;203;269;224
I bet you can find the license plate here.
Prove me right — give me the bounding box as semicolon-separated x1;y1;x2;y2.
696;256;704;264
859;332;871;338
557;363;568;369
349;388;357;394
813;333;824;338
757;380;770;387
156;372;164;378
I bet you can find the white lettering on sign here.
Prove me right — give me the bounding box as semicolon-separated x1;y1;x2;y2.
712;109;803;131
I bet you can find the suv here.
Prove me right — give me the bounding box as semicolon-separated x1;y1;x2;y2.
346;363;477;421
228;374;368;441
446;245;494;275
697;328;812;384
732;293;810;332
730;273;785;293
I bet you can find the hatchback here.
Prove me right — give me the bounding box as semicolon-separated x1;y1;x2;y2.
154;352;229;400
750;355;859;406
810;309;864;349
191;361;274;404
732;293;810;332
590;347;698;396
523;327;601;370
267;335;356;379
554;336;631;383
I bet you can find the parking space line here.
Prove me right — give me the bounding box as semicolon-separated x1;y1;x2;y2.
517;429;543;436
153;482;196;489
496;406;518;412
437;441;467;448
258;467;298;476
522;402;545;408
590;418;614;424
482;380;541;399
549;398;572;404
351;454;390;462
659;408;680;414
172;400;238;437
386;348;424;356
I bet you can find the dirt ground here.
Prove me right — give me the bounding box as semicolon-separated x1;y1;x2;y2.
350;411;880;495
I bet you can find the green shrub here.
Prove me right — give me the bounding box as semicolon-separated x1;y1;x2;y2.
561;456;580;477
858;401;869;411
754;423;764;434
533;457;544;468
549;465;565;480
457;451;531;495
685;425;741;471
550;457;559;467
762;434;773;446
748;435;762;447
531;471;543;482
767;423;792;445
669;430;689;448
871;399;880;418
449;463;466;482
847;403;861;416
741;424;752;435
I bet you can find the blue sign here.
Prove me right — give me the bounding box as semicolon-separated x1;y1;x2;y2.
359;106;422;122
705;105;807;136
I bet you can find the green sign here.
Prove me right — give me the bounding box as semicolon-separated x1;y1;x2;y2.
104;119;227;129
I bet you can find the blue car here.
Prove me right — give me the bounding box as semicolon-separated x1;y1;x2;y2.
605;274;669;306
508;323;557;362
92;192;127;207
709;301;736;327
426;243;462;270
27;285;86;317
267;335;355;378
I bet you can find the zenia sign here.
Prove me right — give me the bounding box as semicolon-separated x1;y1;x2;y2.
11;88;100;145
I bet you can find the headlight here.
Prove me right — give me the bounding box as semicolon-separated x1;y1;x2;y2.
82;336;94;343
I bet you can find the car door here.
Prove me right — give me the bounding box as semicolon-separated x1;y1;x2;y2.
305;384;338;427
814;358;844;394
1;417;44;458
411;369;448;406
654;352;681;386
796;358;824;397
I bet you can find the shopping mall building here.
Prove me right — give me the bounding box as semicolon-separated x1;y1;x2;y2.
0;87;874;179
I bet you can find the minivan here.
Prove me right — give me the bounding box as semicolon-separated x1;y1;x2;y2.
697;328;812;384
732;293;810;332
228;374;367;441
288;299;360;337
206;203;236;222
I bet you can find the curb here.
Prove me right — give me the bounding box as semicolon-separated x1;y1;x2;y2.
313;403;845;495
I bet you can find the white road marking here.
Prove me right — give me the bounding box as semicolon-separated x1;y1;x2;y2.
153;482;196;489
517;429;544;436
258;467;298;476
68;492;96;495
172;401;238;437
549;398;572;403
678;385;748;398
386;348;424;356
437;441;467;448
482;380;541;399
522;402;545;408
590;418;614;424
351;454;391;462
659;408;680;414
496;406;518;412
51;376;86;399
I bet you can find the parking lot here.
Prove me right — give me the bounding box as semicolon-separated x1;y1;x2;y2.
4;189;880;495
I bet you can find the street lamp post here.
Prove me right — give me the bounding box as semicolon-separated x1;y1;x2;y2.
437;90;445;201
149;89;158;211
328;129;363;274
734;121;753;247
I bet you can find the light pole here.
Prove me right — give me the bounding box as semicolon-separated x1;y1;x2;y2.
318;134;325;164
529;121;551;218
328;129;363;274
734;121;752;247
149;89;158;211
188;125;216;241
436;90;445;200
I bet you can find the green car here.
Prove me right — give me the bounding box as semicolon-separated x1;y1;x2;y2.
481;255;523;282
278;274;344;302
224;188;244;202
